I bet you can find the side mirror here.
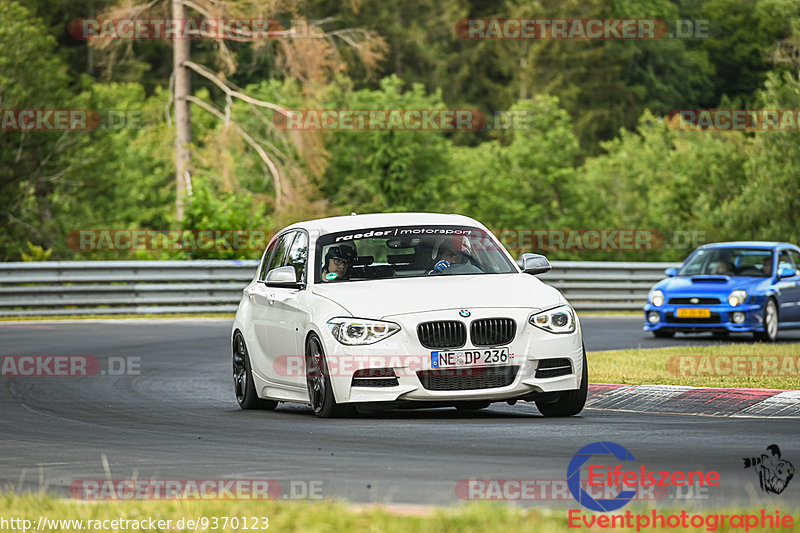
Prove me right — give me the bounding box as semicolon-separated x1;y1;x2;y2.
265;266;302;287
520;253;552;275
664;267;678;277
778;267;797;279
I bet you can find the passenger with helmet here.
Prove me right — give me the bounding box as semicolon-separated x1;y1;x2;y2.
321;243;357;282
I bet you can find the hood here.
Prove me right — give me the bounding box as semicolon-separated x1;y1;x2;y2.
657;275;768;296
311;273;562;318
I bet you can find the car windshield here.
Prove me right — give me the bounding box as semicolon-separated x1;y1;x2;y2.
314;225;517;283
678;248;773;277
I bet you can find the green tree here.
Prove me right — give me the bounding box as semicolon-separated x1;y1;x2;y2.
447;96;581;238
574;111;749;260
717;70;800;243
320;76;455;214
0;1;74;260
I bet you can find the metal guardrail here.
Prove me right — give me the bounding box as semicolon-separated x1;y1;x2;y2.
0;260;679;316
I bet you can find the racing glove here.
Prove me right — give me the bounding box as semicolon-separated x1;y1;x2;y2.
428;260;450;274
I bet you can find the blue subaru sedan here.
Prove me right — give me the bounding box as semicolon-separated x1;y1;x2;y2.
644;242;800;341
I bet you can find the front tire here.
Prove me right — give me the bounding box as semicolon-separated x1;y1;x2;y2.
754;299;779;342
535;348;588;417
653;329;675;338
306;334;352;418
233;331;278;410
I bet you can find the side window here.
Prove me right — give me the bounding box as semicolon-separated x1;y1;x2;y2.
258;239;279;281
260;232;294;281
777;250;794;275
286;232;308;283
789;251;800;273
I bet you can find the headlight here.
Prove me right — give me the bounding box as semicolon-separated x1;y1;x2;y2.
649;290;664;307
326;318;400;345
529;304;576;334
727;290;748;307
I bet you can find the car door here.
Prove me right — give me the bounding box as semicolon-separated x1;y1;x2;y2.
775;249;800;323
265;231;311;388
773;249;800;323
250;232;295;382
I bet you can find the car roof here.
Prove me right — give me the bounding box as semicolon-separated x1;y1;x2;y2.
281;212;485;235
699;241;791;250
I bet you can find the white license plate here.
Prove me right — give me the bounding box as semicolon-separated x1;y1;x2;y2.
431;347;511;368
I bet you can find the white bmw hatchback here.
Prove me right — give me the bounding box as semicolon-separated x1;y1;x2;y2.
232;213;587;417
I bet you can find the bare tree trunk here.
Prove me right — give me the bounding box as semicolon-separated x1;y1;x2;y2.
172;0;192;222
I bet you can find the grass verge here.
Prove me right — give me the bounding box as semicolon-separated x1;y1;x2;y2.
589;343;800;389
0;493;795;532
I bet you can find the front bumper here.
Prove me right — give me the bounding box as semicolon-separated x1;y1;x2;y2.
319;308;584;404
643;302;764;333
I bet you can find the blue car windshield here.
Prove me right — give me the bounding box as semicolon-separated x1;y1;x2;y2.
678;248;772;277
314;225;517;283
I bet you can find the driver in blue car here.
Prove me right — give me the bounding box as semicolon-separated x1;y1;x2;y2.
762;256;773;276
322;243;357;282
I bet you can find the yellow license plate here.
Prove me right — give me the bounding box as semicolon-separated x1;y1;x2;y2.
676;308;711;318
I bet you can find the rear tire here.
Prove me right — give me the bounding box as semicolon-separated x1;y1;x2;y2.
306;334;353;418
535;347;588;417
753;299;779;342
233;332;278;410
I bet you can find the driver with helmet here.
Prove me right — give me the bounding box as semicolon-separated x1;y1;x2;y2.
428;235;479;275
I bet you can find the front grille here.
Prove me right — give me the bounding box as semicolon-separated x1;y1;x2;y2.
416;365;518;391
666;312;721;324
417;321;466;349
470;318;516;346
351;368;398;387
668;297;721;305
535;358;573;378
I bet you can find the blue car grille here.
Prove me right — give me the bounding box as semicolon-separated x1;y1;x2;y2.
668;297;721;305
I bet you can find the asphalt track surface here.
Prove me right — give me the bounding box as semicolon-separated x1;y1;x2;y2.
1;317;798;508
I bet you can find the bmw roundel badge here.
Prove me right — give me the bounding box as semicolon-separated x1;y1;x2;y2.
459;309;470;317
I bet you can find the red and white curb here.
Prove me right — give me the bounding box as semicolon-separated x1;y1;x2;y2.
587;383;800;418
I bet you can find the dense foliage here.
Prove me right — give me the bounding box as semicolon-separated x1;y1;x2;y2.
2;0;799;262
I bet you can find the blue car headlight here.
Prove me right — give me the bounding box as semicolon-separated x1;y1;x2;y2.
649;289;664;307
530;304;576;334
727;290;748;307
